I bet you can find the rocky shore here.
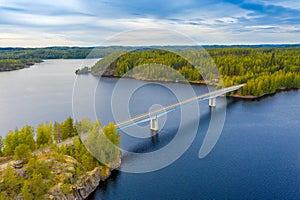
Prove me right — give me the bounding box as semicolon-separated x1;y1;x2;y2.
47;160;121;200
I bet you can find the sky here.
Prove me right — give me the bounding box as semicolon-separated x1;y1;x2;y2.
0;0;299;47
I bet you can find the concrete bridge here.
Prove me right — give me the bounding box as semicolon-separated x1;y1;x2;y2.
116;84;244;132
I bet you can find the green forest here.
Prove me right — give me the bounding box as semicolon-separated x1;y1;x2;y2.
207;48;300;96
0;117;120;199
0;46;130;71
0;59;43;71
91;47;300;97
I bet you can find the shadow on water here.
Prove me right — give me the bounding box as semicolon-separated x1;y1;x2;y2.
150;132;159;144
89;98;246;200
120;97;239;163
120;127;176;161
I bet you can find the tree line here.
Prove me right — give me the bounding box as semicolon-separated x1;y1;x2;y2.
0;117;77;157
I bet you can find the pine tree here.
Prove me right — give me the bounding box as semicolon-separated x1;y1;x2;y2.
14;144;32;162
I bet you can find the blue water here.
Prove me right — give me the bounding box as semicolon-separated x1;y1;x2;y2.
0;60;299;199
0;59;98;135
90;80;300;200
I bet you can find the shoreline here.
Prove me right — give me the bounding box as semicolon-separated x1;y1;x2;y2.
96;74;214;86
3;59;298;100
228;86;300;100
90;73;299;100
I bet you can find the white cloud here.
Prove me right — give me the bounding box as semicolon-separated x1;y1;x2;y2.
245;25;277;29
0;27;94;47
1;11;94;26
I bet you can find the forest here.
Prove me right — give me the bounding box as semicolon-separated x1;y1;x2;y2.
0;46;130;71
0;59;43;71
0;117;120;199
91;47;300;97
206;48;300;96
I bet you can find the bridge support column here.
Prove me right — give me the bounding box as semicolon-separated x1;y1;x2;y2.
150;117;158;132
209;98;216;107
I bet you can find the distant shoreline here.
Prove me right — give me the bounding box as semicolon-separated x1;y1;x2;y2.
0;59;43;72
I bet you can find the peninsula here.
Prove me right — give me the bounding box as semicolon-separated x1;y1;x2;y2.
0;117;120;199
89;47;300;99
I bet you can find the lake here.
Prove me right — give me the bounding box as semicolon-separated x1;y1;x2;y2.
1;59;300;199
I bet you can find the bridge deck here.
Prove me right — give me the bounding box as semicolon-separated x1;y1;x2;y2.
116;84;244;130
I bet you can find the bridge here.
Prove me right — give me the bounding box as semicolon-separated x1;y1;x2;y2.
116;84;244;132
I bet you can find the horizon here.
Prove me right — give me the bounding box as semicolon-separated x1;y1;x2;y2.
1;43;300;49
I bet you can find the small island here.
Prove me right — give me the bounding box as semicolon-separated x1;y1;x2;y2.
75;66;91;75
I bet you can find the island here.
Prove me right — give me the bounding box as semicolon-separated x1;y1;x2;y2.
75;66;91;75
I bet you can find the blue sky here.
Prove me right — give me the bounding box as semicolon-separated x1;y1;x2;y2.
0;0;299;46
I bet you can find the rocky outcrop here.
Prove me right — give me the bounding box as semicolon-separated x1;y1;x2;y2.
47;159;121;200
46;167;102;200
77;167;102;199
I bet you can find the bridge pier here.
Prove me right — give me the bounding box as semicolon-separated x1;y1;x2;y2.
150;117;158;132
209;98;216;107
